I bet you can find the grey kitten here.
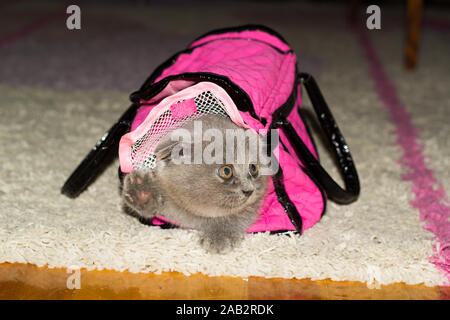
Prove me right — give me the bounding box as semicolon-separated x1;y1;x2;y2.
122;115;269;253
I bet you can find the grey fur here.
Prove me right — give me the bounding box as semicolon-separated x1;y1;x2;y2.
122;115;269;253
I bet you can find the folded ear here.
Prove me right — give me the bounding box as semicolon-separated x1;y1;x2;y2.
154;141;192;164
154;126;193;163
154;141;178;161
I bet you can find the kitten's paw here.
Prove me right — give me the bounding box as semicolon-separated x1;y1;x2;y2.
123;171;157;213
199;231;242;254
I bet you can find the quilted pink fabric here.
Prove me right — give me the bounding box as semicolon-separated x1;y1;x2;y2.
129;28;324;233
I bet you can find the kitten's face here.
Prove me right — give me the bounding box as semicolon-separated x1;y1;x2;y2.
154;116;269;217
159;162;268;217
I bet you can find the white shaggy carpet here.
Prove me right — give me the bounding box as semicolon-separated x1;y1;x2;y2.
0;1;448;288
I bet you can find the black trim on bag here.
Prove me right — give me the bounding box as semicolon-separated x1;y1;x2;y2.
189;24;291;47
270;155;304;233
266;73;307;234
195;37;293;55
131;72;260;121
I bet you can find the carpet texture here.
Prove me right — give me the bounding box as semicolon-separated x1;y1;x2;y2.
0;1;448;287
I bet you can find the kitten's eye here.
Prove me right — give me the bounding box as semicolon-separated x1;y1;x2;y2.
249;164;259;177
218;165;233;179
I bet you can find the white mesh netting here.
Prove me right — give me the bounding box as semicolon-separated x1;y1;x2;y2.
130;90;229;170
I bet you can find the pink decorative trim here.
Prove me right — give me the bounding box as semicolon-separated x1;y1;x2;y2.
170;98;197;120
353;24;450;284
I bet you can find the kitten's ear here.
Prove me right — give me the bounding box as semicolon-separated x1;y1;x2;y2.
155;142;178;161
155;141;191;163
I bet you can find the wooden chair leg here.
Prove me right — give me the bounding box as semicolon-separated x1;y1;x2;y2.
405;0;424;70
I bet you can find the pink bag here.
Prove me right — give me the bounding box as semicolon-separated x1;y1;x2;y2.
62;25;360;234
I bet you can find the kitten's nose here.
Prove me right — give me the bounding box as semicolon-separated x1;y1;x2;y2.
242;190;253;197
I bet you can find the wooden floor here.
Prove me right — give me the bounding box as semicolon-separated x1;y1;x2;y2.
0;263;448;300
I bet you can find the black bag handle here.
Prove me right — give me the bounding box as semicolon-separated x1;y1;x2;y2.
61;104;139;198
277;72;360;204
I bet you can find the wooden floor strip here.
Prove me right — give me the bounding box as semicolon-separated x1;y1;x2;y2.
0;263;448;300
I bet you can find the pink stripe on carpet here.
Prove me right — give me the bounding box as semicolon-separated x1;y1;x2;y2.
0;9;64;49
352;24;450;285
